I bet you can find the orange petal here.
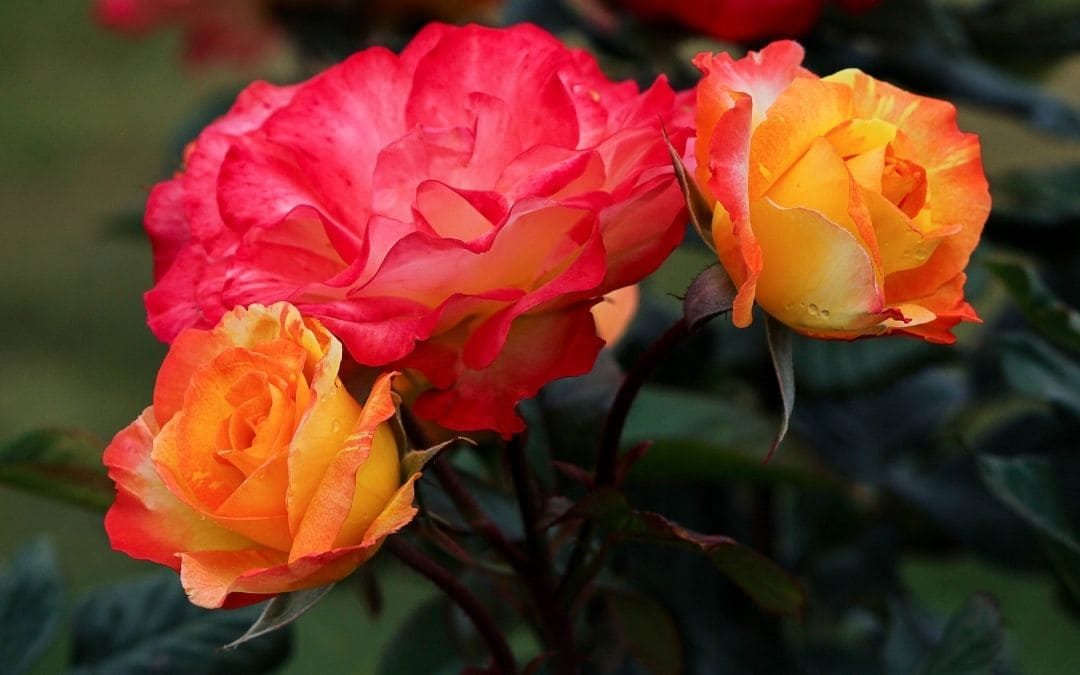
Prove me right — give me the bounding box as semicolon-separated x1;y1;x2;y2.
105;408;252;569
749;77;852;200
592;284;639;347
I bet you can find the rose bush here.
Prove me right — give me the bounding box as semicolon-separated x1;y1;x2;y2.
617;0;881;44
144;22;692;434
693;41;989;342
104;302;417;608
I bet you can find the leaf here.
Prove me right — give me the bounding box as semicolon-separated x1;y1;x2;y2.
765;316;795;461
604;589;684;675
999;335;1080;418
401;438;472;479
0;428;112;511
663;127;715;251
623;385;842;490
0;539;64;675
223;584;335;650
913;593;1007;675
566;489;805;617
978;454;1080;601
683;264;736;332
71;572;292;675
985;255;1080;353
793;333;939;395
990;164;1080;228
375;598;463;675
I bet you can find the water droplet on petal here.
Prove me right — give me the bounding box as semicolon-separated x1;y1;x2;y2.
330;419;342;434
808;303;820;316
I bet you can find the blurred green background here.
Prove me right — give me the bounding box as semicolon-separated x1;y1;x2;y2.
2;0;1080;673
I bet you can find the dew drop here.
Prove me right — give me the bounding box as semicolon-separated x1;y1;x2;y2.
808;303;820;316
330;419;342;434
821;309;831;317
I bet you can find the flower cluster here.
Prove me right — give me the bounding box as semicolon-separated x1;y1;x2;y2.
104;21;988;609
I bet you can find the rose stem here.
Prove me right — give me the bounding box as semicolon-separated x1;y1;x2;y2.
431;456;532;575
385;536;517;674
505;435;580;674
398;408;530;574
558;317;690;599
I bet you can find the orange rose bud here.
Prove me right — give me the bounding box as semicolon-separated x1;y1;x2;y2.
104;302;417;608
694;41;989;343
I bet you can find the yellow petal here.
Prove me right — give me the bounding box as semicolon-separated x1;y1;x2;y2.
750;198;887;335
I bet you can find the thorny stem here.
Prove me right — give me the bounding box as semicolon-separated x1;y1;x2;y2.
431;456;532;575
398;408;530;575
505;436;580;675
385;536;517;675
558;317;690;600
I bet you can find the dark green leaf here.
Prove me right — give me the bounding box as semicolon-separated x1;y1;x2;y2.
986;255;1080;352
999;336;1080;418
978;455;1078;551
0;539;64;675
683;264;736;332
223;584;334;650
0;428;111;511
623;385;842;490
566;489;805;616
794;333;939;395
913;593;1007;675
978;454;1080;601
604;589;684;675
992;164;1080;227
664;127;715;251
765;316;795;460
401;438;472;479
71;572;291;675
376;598;462;675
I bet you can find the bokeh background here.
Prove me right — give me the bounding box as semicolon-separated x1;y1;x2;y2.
2;0;1080;673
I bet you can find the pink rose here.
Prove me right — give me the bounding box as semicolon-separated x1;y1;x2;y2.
144;22;692;435
94;0;280;63
617;0;882;43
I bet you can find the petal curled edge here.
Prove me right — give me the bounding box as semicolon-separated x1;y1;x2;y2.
411;307;606;435
749;198;894;338
289;372;400;561
104;409;253;571
179;474;419;608
826;69;989;304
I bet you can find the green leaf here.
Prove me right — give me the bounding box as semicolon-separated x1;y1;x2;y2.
71;572;292;675
985;255;1080;353
604;589;684;675
765;316;795;460
623;385;842;490
664;127;715;251
683;264;736;332
566;489;805;617
913;593;1007;675
794;333;939;395
401;438;473;479
0;539;64;675
223;584;334;650
999;336;1080;418
0;428;112;511
376;598;462;675
978;454;1080;601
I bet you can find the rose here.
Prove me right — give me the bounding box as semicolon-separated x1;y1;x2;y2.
143;22;692;434
616;0;881;43
693;41;989;342
104;302;417;608
94;0;280;63
93;1;502;64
